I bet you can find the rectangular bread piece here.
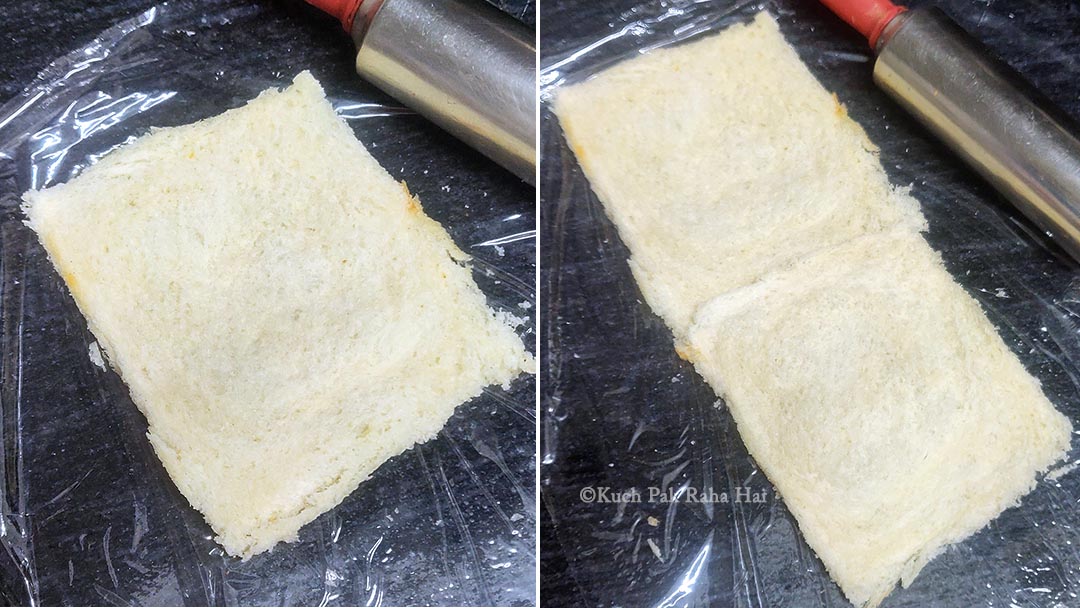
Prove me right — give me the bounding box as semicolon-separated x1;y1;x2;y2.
554;11;1071;607
686;230;1071;606
553;12;925;337
22;72;531;558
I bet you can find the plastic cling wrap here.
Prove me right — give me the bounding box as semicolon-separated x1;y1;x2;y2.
0;1;536;605
540;1;1080;606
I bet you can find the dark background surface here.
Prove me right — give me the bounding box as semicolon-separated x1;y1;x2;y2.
0;0;536;606
541;1;1080;607
0;0;535;107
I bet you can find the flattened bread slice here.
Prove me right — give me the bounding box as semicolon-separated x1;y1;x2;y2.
22;72;531;558
553;13;924;337
685;230;1071;606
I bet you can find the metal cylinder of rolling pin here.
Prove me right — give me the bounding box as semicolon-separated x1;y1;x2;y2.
351;0;536;184
874;7;1080;261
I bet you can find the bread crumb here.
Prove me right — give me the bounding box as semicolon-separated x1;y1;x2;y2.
1047;460;1080;482
88;341;105;370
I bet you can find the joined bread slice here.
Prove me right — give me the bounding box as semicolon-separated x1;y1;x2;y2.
553;13;925;338
22;71;531;558
554;11;1071;607
685;230;1071;606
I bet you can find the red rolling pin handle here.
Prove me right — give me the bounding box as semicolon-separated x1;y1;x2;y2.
304;0;364;31
819;0;907;47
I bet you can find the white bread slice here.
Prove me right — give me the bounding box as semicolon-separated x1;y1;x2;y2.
553;11;1071;607
22;72;531;558
685;230;1071;606
553;13;925;338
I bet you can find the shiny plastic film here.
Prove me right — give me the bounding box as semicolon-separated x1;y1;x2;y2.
540;1;1080;607
0;1;536;605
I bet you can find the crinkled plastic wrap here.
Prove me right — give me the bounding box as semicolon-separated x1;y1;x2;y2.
0;1;536;605
540;0;1080;606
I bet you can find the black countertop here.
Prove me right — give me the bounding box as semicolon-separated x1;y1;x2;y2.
0;0;534;107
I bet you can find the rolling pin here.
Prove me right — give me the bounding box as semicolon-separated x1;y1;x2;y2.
305;0;536;184
820;0;1080;263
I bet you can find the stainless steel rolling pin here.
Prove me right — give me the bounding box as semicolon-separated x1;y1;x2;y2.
306;0;536;184
820;0;1080;263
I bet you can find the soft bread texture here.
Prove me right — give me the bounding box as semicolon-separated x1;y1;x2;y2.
554;12;1071;608
22;72;531;558
687;230;1072;606
553;13;925;338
